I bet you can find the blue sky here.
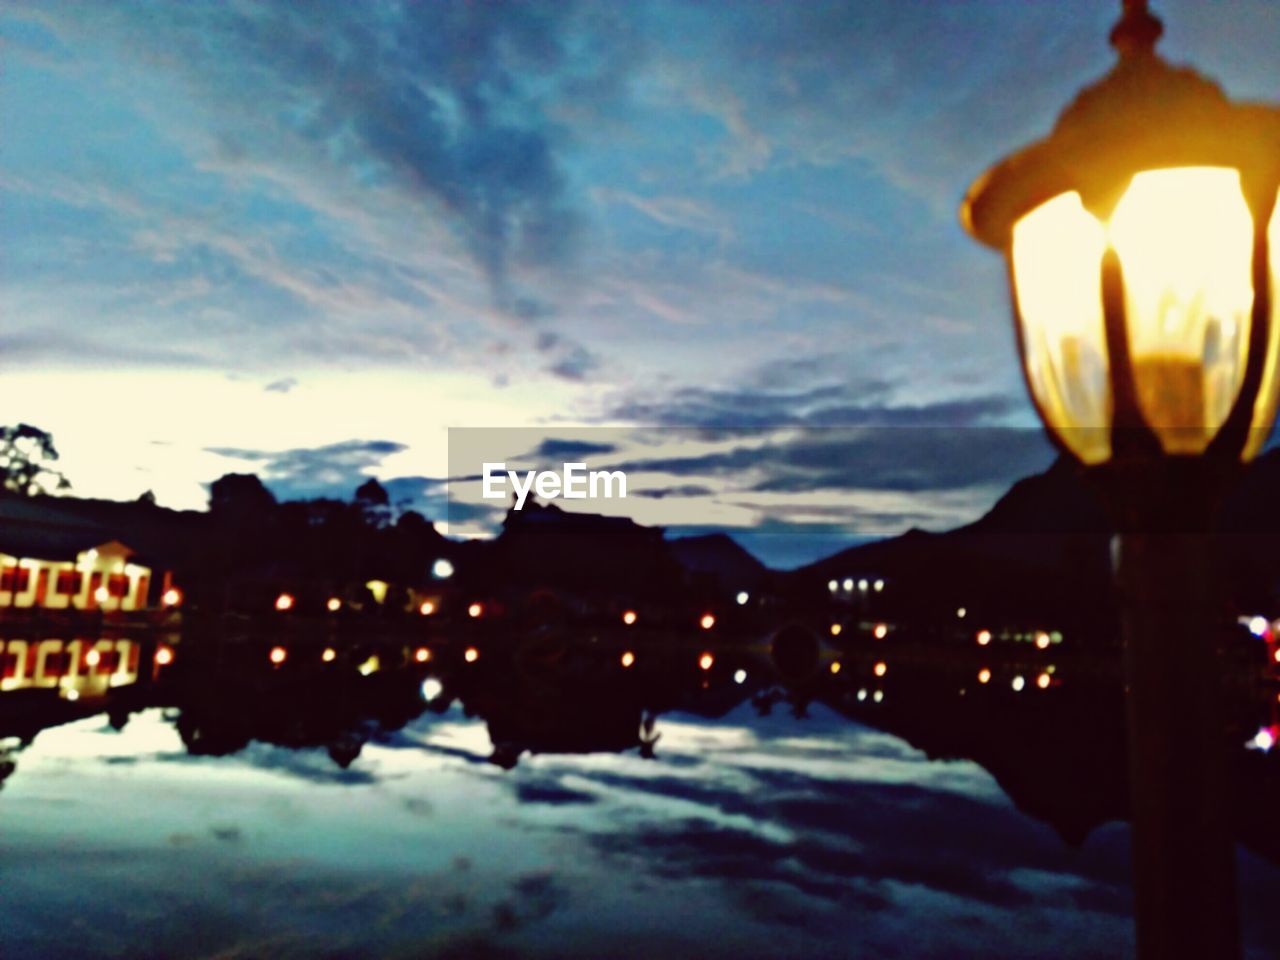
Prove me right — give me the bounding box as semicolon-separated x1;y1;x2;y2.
2;1;1278;565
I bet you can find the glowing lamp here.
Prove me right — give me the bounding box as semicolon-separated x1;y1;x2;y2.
1035;631;1051;650
84;649;102;668
274;593;294;612
976;630;993;646
978;668;992;684
1247;615;1269;637
873;623;888;640
464;646;479;663
698;652;714;671
620;650;635;668
962;5;1280;467
830;623;842;637
829;661;842;675
622;609;637;625
736;591;749;605
154;646;174;666
327;597;342;612
699;613;715;630
419;600;436;616
94;587;109;604
1037;672;1052;689
162;588;182;608
734;669;747;684
322;648;336;663
414;647;432;663
269;646;287;665
467;602;483;618
873;661;887;678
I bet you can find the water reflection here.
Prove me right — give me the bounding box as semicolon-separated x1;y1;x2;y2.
1;632;1278;958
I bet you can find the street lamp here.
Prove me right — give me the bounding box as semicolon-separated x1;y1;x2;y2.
962;3;1280;959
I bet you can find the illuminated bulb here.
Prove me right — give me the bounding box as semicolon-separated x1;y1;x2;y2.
327;598;342;612
976;630;992;646
873;690;884;703
468;602;483;618
830;623;842;637
858;579;869;591
154;646;174;666
873;579;884;592
699;613;715;630
873;623;888;640
432;558;454;579
84;649;102;668
1036;672;1051;689
63;688;80;702
698;652;714;671
358;656;379;676
956;607;967;619
1252;727;1275;752
622;610;637;625
269;646;287;665
827;580;838;593
419;600;435;616
321;648;336;663
421;677;444;702
94;587;109;603
978;668;991;684
856;688;867;702
1012;675;1026;692
162;588;182;608
620;651;636;668
275;593;294;612
415;647;432;663
1035;631;1051;650
873;661;887;678
464;646;479;663
1248;616;1270;637
736;591;749;605
830;661;842;675
1274;648;1280;665
733;669;747;684
842;578;854;591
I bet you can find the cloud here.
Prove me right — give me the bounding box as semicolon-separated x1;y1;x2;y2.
206;439;408;500
264;377;298;394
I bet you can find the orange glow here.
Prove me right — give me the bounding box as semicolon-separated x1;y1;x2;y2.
327;598;342;612
873;661;887;678
830;661;842;675
84;649;102;668
275;593;294;612
154;646;174;666
464;646;479;663
830;623;842;637
699;613;716;630
414;647;432;663
418;600;436;616
978;668;992;684
698;652;714;671
269;646;287;665
976;630;992;646
94;586;109;604
162;588;182;608
621;651;636;668
622;610;638;625
873;623;888;640
468;602;483;618
1037;672;1052;689
322;648;336;663
1273;648;1280;664
1035;631;1051;650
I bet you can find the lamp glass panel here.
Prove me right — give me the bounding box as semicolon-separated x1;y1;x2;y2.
1011;191;1111;463
1110;167;1254;455
1244;187;1280;460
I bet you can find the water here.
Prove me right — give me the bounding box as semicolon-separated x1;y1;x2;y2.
1;636;1278;959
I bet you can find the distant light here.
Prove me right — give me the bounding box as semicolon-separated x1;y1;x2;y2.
956;607;967;619
358;656;380;676
873;661;887;677
1035;631;1051;650
84;649;102;668
421;677;444;702
162;588;182;608
85;548;98;562
94;586;109;603
736;591;749;606
464;646;479;663
976;630;992;646
322;648;336;663
269;646;287;665
419;600;436;616
873;623;888;640
468;602;483;618
842;578;854;591
733;668;747;684
858;579;869;591
1036;672;1051;689
830;623;843;637
827;580;838;593
620;650;636;668
1248;615;1270;637
432;558;454;579
154;646;174;666
857;688;868;702
275;593;294;612
1252;727;1276;751
872;690;884;703
978;668;991;684
698;652;714;671
1274;648;1280;664
830;661;842;675
699;613;716;630
365;579;389;604
622;609;637;625
414;647;432;663
1012;675;1026;692
873;579;885;592
327;597;342;612
63;688;80;702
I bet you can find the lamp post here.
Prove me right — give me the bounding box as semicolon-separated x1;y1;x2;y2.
961;2;1280;958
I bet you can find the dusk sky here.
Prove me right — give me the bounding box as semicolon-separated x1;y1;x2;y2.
3;1;1278;565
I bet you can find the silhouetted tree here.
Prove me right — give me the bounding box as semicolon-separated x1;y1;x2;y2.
354;478;391;529
137;489;157;506
0;424;70;496
209;473;277;522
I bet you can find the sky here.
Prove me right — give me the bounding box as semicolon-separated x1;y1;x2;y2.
2;1;1278;566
